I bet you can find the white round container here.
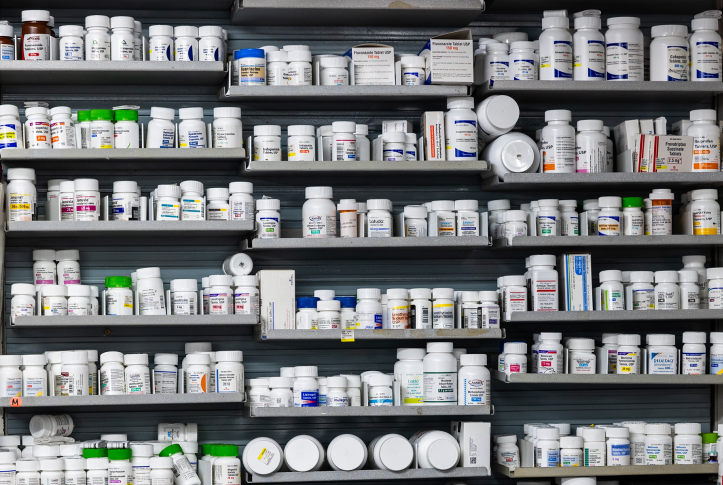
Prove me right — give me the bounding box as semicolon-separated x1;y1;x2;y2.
185;354;210;394
59;25;84;61
149;25;174;61
49;106;76;149
60;351;88;396
682;331;707;375
40;285;68;316
650;25;689;81
539;16;572;80
576;119;606;173
690;18;722;81
645;423;673;465
100;351;125;395
320;57;349;85
85;15;110;61
287;125;315;161
174;26;198;61
287;50;312;86
366;199;393;237
198;26;223;61
654;270;680;310
302;186;336;238
284;436;324;472
110;16;135;61
508;41;537;80
617;334;641;374
293;366;318;407
568;338;596;374
600;270;625;311
475;95;520;149
253;125;281;161
124;354;151;395
541;109;575;173
136;267;165;315
423;342;457;405
146;107;175;148
674;422;702;464
268;377;293;407
153;353;178;394
327;435;367;471
605;17;644;81
401;56;425;85
178;107;206;149
229;182;254;221
256;198;280;239
212;107;242;149
74;178;100;221
445;97;477;161
368;434;414;471
598;196;622;236
408;430;460;470
242;438;282;475
484;42;510;81
688;109;721;172
573;16;605;80
66;284;91;316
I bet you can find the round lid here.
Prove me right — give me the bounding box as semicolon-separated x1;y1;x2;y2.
107;449;131;461
186;353;211;365
488;199;511;211
545;109;571;122
243;438;282;475
620;421;647;434
305;186;333;199
539;332;562;341
149;457;172;469
254;125;281;136
537;427;560;440
59;181;75;193
100;351;124;364
174;25;198;37
461;291;479;303
648;333;675;346
74;178;99;191
114;109;137;122
150;107;175;120
430;200;455;211
201;277;209;288
496;435;517;444
503;275;526;287
22;354;47;366
337;198;358;211
607;16;641;27
455;199;478;211
328;435;367;471
61;351;87;365
675;422;702;435
256;198;280;210
651;24;688;38
63;456;87;470
0;105;20;119
622;197;644;208
16;458;41;472
617;333;641;346
49;106;71;118
567;338;595;350
207;187;230;200
237;48;265;60
287;125;314;137
199;25;223;37
110;16;134;29
294;365;318;377
85;15;110;28
134;20;141;32
599;269;623;283
583;200;599;210
574;16;601;29
709;267;723;280
598;196;622;208
560;435;583;448
22;10;51;22
0;436;19;447
367;199;393;211
216;350;243;362
229;182;253;195
404;205;427;219
0;354;21;366
154;353;179;365
529;254;555;267
692;17;719;31
409;288;431;300
682;331;706;344
83;449;108;459
124;353;148;366
335;296;356;309
690;109;717;122
67;284;91;297
357;288;381;299
159;444;183;458
426;341;453;353
332;121;356;133
447;96;474;110
629;271;654;283
655;270;678;283
691;188;718;200
602;333;619;345
41;285;67;297
314;290;335;300
509;40;535;50
287;50;312;62
397;348;426;360
486;43;509;54
426;438;460;470
577;119;604;132
317;299;341;311
483;96;520;131
268;376;293;388
605;426;630;438
678;269;699;283
212;107;241;121
353;124;368;136
137;267;161;280
178;107;203;120
90;109;113;121
431;288;453;300
645;423;672;435
460;353;487;366
505;342;527;353
383;131;406;143
297;296;319;309
266;50;288;63
32;444;59;457
542;16;569;29
400;55;426;68
581;427;606;441
214;444;238;457
26;107;48;117
171;278;197;292
479;290;498;302
377;435;414;471
33;249;56;261
327;375;347;388
113;181;137;194
149;25;174;37
538;198;559;208
387;288;409;300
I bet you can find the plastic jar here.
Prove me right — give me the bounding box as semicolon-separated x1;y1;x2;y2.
85;15;110;61
536;199;560;236
508;41;537;80
458;354;490;406
541;109;575;173
679;269;701;309
558;200;578;236
675;422;703;464
59;25;84;61
99;351;125;395
225;182;254;223
405;288;430;329
423;342;457;405
484;42;510;81
597;196;622;236
368;434;414;471
650;25;689;81
152;353;178;394
60;351;88;396
617;334;641;374
67;284;91;316
690;188;720;234
156;184;182;221
285;49;312;85
253;125;281;161
367;199;393;237
567;338;596;374
332;198;357;238
408;431;460;470
629;271;654;311
16;458;40;485
293;366;318;407
430;200;455;237
709;268;723;309
455;199;479;236
496;435;520;468
242;438;282;476
327;434;367;471
688;109;721;172
89;109;114;149
210;106;242;149
654;270;680;310
105;276;133;316
0;354;21;398
582;427;606;466
404;205;427;238
606;17;644;80
198;25;222;61
25;107;51;149
40;458;64;485
177;180;203;221
400;56;425;85
255;197;280;239
48;106;76;149
109;16;134;61
248;378;271;409
7;168;36;221
320;56;349;85
285;125;315;161
207;274;232;315
130;445;151;485
445;97;478;161
265;50;288;85
73;178;99;221
33;249;56;287
206;187;230;221
302;186;336;238
539;16;572;80
178;108;206;149
605;427;631;466
10;284;36;322
503;275;527;314
622;197;644;235
319;125;333;160
649;188;674;235
366;374;392;406
575;119;605;173
503;342;527;375
214;350;243;393
112;109;139;149
295;297;318;329
136;267;165;315
573;16;605;80
268;377;293;407
315;300;341;329
149;25;173;61
647;334;677;374
534;427;560;468
559;435;583;467
40;285;68;316
645;423;673;465
0;105;21;151
384;288;408;329
394;348;424;405
350;288;380;330
691;18;722;81
123;354;150;394
536;332;563;374
173;26;198;61
353;125;370;162
111;181;138;221
382;132;405;161
681;331;707;375
331;121;357;161
323;376;348;407
600;270;624;311
147;107;175;148
185;354;210;394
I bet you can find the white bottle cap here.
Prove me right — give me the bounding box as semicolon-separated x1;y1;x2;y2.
332;121;356;133
708;268;723;280
581;427;606;442
66;284;90;297
542;16;569;29
174;25;199;38
86;457;110;470
540;332;562;341
85;15;110;29
690;109;717;122
426;342;454;353
397;348;426;361
599;270;623;283
566;338;594;350
113;181;138;194
287;50;312;62
213;107;241;119
199;25;223;38
509;40;535;51
0;106;20;119
178;107;203;120
368;374;392;387
460;353;487;366
409;288;431;300
503;275;526;287
649;188;674;201
598;196;622;208
209;274;233;287
545;109;571;122
675;422;702;435
154;353;179;365
314;289;335;300
136;267;161;280
447;96;474;110
266;50;288;62
487;199;511;211
357;288;381;299
430;200;455;211
383;131;406;143
256;198;280;211
55;249;80;261
243;438;283;475
185;342;212;353
460;291;479;303
479;291;498;302
268;376;293;388
404;205;427;219
577;119;604;132
186;354;210;365
645;423;672;435
386;288;409;300
16;458;41;472
654;270;678;283
651;24;688;38
305;186;333;199
574;16;601;29
400;55;425;68
110;16;135;30
74;178;99;192
629;271;654;283
678;269;699;283
430;288;453;300
32;249;56;261
682;331;706;344
40;285;67;297
254;125;281;136
287;125;314;137
367;199;393;211
11;283;36;296
617;334;641;346
123;353;148;366
49;106;71;118
317;300;341;311
100;351;124;365
327;434;367;471
294;366;318;377
604;426;630;438
692;18;719;31
647;334;675;346
505;342;527;354
607;16;641;27
206;187;230;201
454;200;478;211
486;43;510;54
22;10;51;22
130;444;153;457
480;96;519;132
355;124;368;135
61;351;88;365
150;107;175;120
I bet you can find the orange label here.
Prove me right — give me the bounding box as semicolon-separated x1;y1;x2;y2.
694;227;718;235
200;374;206;393
52;136;59;143
694;149;711;155
11;397;22;407
652;199;671;206
543;163;555;171
694;162;720;170
37;136;46;141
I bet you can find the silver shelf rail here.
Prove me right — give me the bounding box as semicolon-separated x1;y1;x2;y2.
506;310;720;323
218;84;469;103
493;235;723;248
245;466;490;483
6;221;255;239
243;159;488;174
258;328;504;340
10;315;259;327
492;370;723;384
0;393;244;409
248;404;491;417
493;463;717;478
249;236;491;250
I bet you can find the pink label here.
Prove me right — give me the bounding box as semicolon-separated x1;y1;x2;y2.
35;279;53;284
76;205;97;211
64;280;80;284
61;207;74;213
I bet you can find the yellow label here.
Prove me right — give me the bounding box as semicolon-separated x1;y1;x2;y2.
100;144;112;149
573;63;581;67
404;397;424;404
541;63;551;68
0;133;15;140
258;448;267;460
341;329;354;342
433;303;453;308
124;303;133;308
180;143;188;148
10;204;30;210
621;366;632;372
288;152;296;157
694;227;718;235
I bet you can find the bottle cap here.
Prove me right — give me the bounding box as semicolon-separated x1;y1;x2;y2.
174;25;199;38
254;125;281;136
110;16;134;30
431;200;455;211
655;270;678;283
229;181;253;194
404;205;427;219
366;199;393;211
256;198;280;211
647;334;675;346
124;353;148;366
409;288;432;300
455;199;478;211
357;288;381;299
296;297;319;309
460;354;487;366
100;351;124;365
136;267;161;280
305;186;333;199
207;187;230;200
294;366;318;377
542;16;569;29
545;109;571;122
150;107;175;120
567;338;594;350
74;178;99;191
317;299;341;311
604;426;630;438
426;342;453;353
154;353;179;365
287;125;314;137
287;50;312;62
577;119;604;132
178;107;203;120
334;296;356;309
332;121;356;133
682;331;706;344
675;422;702;435
599;270;623;283
447;96;474;110
617;334;641;346
89;109;113;121
186;354;210;365
85;15;110;29
607;16;641;27
645;423;672;435
651;24;688;38
67;284;91;297
387;288;409;300
61;351;87;365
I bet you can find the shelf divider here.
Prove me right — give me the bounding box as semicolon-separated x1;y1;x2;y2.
245;466;489;483
493;463;717;478
492;370;723;384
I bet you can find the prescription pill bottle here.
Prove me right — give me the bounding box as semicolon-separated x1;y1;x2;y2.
320;56;349;85
690;188;720;234
7;167;37;222
690;18;722;81
650;25;689;81
541;109;575;173
539;16;572;80
302;186;336;238
616;334;641;374
605;17;644;81
149;25;173;61
287;125;315;161
597;196;622;236
89;109;114;149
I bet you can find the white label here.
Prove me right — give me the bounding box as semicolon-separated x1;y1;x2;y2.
561;452;580;467
208;206;230;221
304;214;337;238
216;369;240;393
489;60;509;80
127;371;151;394
234;292;258;315
175;41;196;61
154;370;178;394
9;193;33;221
61;371;86;396
68;301;89;316
0;44;14;61
597;215;620;236
212;463;240;485
317;315;341;329
369;388;393;406
157;202;180;221
388;305;409;329
537;349;561;374
423;371;457;403
91;127;113;148
368;214;392;237
432;303;454;329
187;371;208;393
607;42;643;80
213;126;241;148
18;477;40;485
646;442;672;465
510;58;535;80
101;368;125;394
693;134;721;171
460;376;489;405
287;65;312;85
133;467;150;485
602;288;624;311
288;140;315;161
0;122;20;150
51;120;76;149
624;211;644;235
675;442;702;464
682;352;706;375
1;377;21;397
27;121;51;149
655;288;679;310
665;45;689;81
209;292;232;315
648;351;676;374
355;311;382;330
139;288;165;313
541;133;575;172
694;41;721;79
23;33;51;60
457;214;479;236
541;40;572;78
12;301;34;319
446;119;477;159
179;130;205;149
232;200;254;221
575;40;605;78
181;198;204;220
633;288;655;310
333;139;356;161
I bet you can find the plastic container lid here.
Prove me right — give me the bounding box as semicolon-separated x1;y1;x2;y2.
447;96;474;109
174;25;198;37
110;16;134;30
83;448;108;459
320;56;348;69
206;187;229;201
256;198;280;211
503;275;526;287
429;200;454;212
353;288;379;300
123;353;148;366
154;353;179;365
67;284;91;297
404;205;427;219
496;435;517;444
460;353;487;366
32;444;59;457
487;199;511;211
607;16;641;27
455;200;478;211
332;121;356;133
605;426;630;438
678;269;699;283
22;10;51;22
655;270;678;283
387;288;409;300
112;181;138;194
305;186;333;199
100;351;124;365
236;48;266;60
479;290;498;302
504;342;527;353
199;25;223;37
150;107;175;120
60;350;87;365
90;109;113;121
648;334;675;346
32;249;56;262
426;342;453;353
317;300;341;312
383;131;406;143
629;271;654;283
645;423;672;435
287;125;314;137
560;435;583;448
294;366;318;377
16;458;41;472
407;288;430;300
149;25;174;37
149;457;172;469
243;438;282;475
85;15;110;29
397;348;426;360
617;334;641;346
545;109;571;122
266;50;288;63
74;178;99;192
268;376;293;388
577;119;604;132
460;291;478;303
178;107;203;120
581;427;606;442
651;24;688;38
49;106;72;118
287;50;312;62
622;197;644;208
366;199;392;211
114;109;138;122
599;270;623;283
327;434;368;471
542;16;569;29
692;17;719;31
25;107;48;118
682;331;706;344
40;285;67;298
486;43;509;54
186;354;210;365
567;338;595;350
296;297;319;309
228;182;253;195
334;296;356;309
254;125;281;136
509;40;535;51
574;16;601;29
137;267;161;280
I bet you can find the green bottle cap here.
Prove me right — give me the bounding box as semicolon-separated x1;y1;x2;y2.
90;109;113;121
159;444;183;457
83;448;108;458
214;445;239;457
622;197;644;208
105;276;132;288
114;109;138;122
701;432;719;443
108;449;132;461
77;110;91;122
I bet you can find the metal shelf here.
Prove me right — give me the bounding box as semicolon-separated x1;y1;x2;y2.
257;328;504;340
15;0;233;8
481;172;723;193
6;221;255;239
492;370;723;385
482;0;717;14
0;148;246;171
243;159;488;175
247;404;491;417
493;463;718;478
230;0;483;26
0;393;244;412
506;310;720;323
494;235;723;248
9;315;258;327
248;236;490;250
246;467;489;483
473;80;723;104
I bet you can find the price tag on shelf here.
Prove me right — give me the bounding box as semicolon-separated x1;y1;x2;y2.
341;329;355;342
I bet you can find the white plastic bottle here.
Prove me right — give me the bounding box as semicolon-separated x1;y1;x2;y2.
688;109;721;172
576;120;606;173
432;288;455;329
679;269;701;309
559;200;578;236
598;196;622;236
229;182;254;221
617;334;641;374
650;25;689;81
178;108;206;148
366;199;393;237
302;186;336;238
394;348;424;406
606;17;644;80
136;267;165;315
645;423;673;465
600;270;625;311
85;15;110;61
508;41;537;80
186;354;211;394
110;16;135;61
174;26;198;61
712;332;723;375
206;188;230;221
573;16;605;80
457;354;490;406
647;334;677;374
444;97;477;161
149;25;173;61
484;43;510;81
682;331;707;375
654;270;680;310
423;342;457;405
146;107;175;148
539;16;573;80
153;353;178;394
59;25;84;61
332;121;356;161
212;107;242;149
100;351;125;395
536;332;563;374
527;254;558;311
455;200;480;236
198;26;223;61
293;366;318;407
536;199;561;236
541;109;575;173
475;95;520;150
124;353;151;394
690;17;722;81
255;198;280;239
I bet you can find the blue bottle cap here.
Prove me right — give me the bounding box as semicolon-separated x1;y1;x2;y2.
335;296;357;309
235;48;265;59
297;297;319;309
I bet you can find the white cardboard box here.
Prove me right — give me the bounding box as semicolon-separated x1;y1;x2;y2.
419;30;474;85
343;44;395;85
613;119;640;154
421;111;445;161
259;269;295;332
452;421;491;471
557;253;592;311
652;135;693;172
382;120;410;133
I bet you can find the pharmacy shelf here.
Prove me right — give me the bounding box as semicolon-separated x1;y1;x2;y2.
493;463;717;478
493;235;723;248
243;159;489;175
481;172;723;193
492;370;723;385
0;61;226;85
19;0;232;8
230;0;483;26
247;404;492;417
6;220;255;239
473;80;723;104
0;148;246;171
247;236;490;250
257;328;504;340
9;315;259;327
0;393;244;413
483;0;716;14
506;310;721;323
245;467;490;483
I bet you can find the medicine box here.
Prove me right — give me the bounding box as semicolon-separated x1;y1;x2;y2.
557;253;592;311
343;44;395;86
613;120;640;154
418;30;474;85
258;269;295;333
628;135;693;172
451;421;491;471
421;111;445;161
382;120;410;133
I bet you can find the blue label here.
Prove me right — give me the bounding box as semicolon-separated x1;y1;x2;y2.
611;444;630;456
454;148;476;158
374;315;383;328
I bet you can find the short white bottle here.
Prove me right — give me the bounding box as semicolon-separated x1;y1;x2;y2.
457;354;490;406
688;109;721;172
302;186;336;238
654;270;680;310
650;24;689;81
174;26;198;61
85;15;111;61
110;16;135;61
178;108;206;148
541;109;575;173
444;97;478;161
600;270;625;311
